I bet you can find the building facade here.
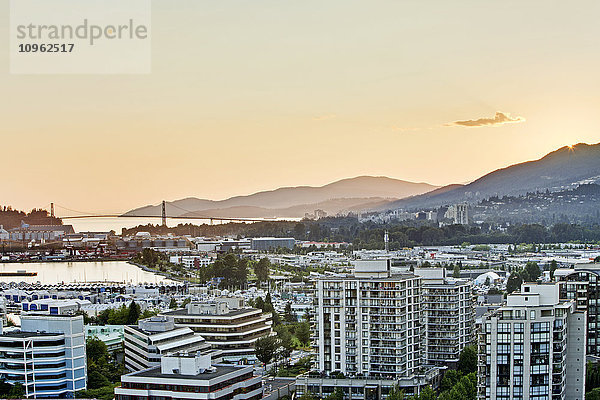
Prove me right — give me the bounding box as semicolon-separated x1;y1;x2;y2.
250;237;295;251
445;204;469;225
85;324;124;353
297;264;439;399
478;283;586;400
556;264;600;356
0;313;86;398
161;298;273;362
415;268;475;366
124;315;212;372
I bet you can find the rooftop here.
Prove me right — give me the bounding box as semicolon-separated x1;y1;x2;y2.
163;307;259;318
130;364;242;380
0;331;62;339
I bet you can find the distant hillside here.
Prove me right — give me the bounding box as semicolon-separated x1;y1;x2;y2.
182;197;393;219
125;176;438;218
471;183;600;225
382;142;600;211
0;208;62;230
124;176;438;219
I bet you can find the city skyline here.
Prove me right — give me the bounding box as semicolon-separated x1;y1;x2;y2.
2;1;600;212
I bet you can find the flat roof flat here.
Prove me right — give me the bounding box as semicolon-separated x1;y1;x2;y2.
131;364;241;380
162;308;258;318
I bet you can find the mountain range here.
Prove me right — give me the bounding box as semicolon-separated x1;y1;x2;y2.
123;176;438;218
379;142;600;211
124;142;600;219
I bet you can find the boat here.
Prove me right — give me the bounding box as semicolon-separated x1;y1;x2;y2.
0;270;38;277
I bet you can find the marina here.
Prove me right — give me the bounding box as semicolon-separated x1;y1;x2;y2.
0;261;174;285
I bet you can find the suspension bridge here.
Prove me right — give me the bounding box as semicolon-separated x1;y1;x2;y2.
48;201;281;225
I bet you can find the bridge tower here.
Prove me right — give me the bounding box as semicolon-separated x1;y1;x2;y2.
161;200;167;226
50;203;55;218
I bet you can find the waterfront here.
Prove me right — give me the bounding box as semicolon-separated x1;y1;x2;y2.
65;216;298;234
0;261;173;285
66;217;218;234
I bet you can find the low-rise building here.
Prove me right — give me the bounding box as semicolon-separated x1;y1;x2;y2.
124;315;212;372
85;325;124;353
9;224;75;242
251;237;295;251
114;352;263;400
161;298;272;362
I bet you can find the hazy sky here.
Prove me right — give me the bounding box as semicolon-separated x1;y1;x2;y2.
2;0;600;213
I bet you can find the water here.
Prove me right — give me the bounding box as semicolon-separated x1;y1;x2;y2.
0;261;173;285
65;216;298;234
67;217;218;234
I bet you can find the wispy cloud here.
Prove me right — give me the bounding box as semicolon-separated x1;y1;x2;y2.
312;114;336;121
446;111;525;128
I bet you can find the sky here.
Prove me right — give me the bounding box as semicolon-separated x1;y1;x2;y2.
1;0;600;214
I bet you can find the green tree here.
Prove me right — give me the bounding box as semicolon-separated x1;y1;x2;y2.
255;258;270;283
254;335;278;365
276;326;294;360
294;223;306;239
457;345;477;375
88;370;111;389
76;385;118;400
588;388;600;400
453;264;461;278
255;296;265;311
284;302;295;323
296;321;310;346
169;298;178;309
126;300;141;325
441;369;462;392
386;385;404;400
522;262;541;282
506;272;522;294
326;388;344;400
415;386;436;400
7;383;25;399
86;337;109;363
549;259;558;280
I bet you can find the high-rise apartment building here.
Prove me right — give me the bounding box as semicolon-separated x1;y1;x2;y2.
556;263;600;356
478;283;586;400
297;261;439;399
414;268;475;366
445;204;469;225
